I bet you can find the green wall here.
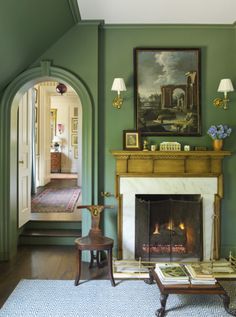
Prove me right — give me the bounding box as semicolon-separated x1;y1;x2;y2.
0;20;236;259
102;24;236;256
0;0;77;90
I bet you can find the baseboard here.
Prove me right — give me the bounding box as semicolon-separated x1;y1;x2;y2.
0;252;10;261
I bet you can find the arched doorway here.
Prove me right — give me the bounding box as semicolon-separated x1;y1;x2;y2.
0;61;95;260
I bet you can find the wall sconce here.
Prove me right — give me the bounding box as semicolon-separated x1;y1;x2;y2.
57;123;64;134
111;78;127;109
213;78;234;110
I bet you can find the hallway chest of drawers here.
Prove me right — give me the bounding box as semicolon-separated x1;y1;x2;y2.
51;152;61;173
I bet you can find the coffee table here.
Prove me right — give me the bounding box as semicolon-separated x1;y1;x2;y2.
145;268;236;317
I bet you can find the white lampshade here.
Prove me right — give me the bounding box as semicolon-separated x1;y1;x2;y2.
217;79;234;92
53;135;61;144
111;78;126;94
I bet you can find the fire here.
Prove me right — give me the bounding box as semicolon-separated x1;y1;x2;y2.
167;219;174;230
179;222;185;230
153;224;160;235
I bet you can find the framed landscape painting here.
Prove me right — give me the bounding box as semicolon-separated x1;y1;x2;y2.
134;48;201;136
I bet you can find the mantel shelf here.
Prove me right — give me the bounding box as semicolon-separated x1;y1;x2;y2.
111;150;231;176
111;150;231;158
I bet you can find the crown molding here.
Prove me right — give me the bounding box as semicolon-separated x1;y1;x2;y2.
103;23;236;30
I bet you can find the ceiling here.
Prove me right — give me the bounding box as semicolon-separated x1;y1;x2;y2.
77;0;236;24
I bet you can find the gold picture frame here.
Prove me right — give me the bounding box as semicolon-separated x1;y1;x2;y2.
71;134;78;146
50;109;57;143
71;117;78;133
74;146;78;159
123;130;141;150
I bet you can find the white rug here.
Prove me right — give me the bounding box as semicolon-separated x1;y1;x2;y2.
0;279;236;317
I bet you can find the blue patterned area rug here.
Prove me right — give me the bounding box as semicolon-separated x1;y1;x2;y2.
0;279;236;317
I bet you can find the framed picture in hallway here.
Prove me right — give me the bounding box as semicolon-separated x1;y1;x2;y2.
50;109;57;143
71;134;78;146
71;117;78;133
134;48;201;136
74;146;78;159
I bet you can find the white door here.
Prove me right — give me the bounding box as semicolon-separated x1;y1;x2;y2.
18;90;32;228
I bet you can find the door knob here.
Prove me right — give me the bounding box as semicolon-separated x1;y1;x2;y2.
18;160;24;164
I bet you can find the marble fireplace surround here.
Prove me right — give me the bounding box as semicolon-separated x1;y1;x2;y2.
120;177;216;260
112;150;231;261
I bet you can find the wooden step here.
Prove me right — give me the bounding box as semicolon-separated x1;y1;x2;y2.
21;229;81;237
19;228;81;246
25;220;82;231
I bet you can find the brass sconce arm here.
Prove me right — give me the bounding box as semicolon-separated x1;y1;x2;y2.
112;94;123;109
213;96;229;110
111;78;126;109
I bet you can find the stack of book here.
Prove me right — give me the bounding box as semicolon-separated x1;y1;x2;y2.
184;264;216;285
155;263;190;285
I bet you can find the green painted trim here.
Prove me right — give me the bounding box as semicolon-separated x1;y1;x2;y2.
0;61;94;260
68;0;81;23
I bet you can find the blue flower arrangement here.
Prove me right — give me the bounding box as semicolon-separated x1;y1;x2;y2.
207;125;232;140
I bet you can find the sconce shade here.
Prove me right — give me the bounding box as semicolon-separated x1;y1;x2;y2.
213;78;234;110
217;79;234;93
111;78;126;94
57;123;64;134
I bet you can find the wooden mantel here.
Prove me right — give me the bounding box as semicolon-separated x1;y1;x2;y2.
111;150;231;176
111;150;231;259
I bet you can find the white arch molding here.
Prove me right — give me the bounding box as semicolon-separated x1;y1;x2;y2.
0;61;95;260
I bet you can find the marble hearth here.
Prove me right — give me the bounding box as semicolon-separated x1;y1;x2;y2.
112;150;231;261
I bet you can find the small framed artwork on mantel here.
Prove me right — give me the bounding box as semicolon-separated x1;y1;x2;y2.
123;130;141;150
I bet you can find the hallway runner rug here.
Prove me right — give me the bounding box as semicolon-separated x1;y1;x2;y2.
1;279;236;317
31;187;80;213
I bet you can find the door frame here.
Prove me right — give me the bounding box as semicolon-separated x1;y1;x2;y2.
0;61;95;260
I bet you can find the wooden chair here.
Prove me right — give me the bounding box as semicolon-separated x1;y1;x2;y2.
74;205;115;287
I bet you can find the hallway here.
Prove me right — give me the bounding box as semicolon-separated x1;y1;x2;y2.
31;174;82;222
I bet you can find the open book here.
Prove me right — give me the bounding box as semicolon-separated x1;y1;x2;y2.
155;263;190;285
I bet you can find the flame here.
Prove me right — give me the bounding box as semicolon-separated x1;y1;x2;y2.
179;222;185;230
167;219;174;230
153;224;160;235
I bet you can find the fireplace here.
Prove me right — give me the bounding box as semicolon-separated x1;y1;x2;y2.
112;150;231;261
135;194;203;261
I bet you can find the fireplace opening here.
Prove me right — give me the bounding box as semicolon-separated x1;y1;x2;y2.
135;194;203;262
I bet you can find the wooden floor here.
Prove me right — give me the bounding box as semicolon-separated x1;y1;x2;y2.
0;245;108;308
